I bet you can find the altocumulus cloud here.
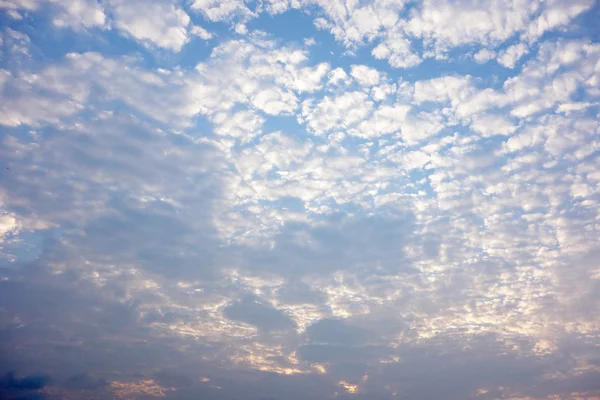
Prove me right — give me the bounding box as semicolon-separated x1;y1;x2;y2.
1;0;600;399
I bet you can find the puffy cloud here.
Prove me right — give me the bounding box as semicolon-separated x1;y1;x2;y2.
190;24;213;40
523;0;595;43
470;114;517;137
299;91;374;135
396;150;431;170
413;75;475;106
350;64;381;87
404;0;535;52
51;0;105;29
505;39;600;118
1;0;105;28
0;68;83;127
107;0;193;51
326;67;349;86
303;0;403;47
497;42;529;68
212;110;264;141
0;35;332;129
259;0;595;69
0;214;16;239
0;0;41;11
371;32;422;68
473;48;496;63
191;0;253;22
0;52;199;126
252;86;298;115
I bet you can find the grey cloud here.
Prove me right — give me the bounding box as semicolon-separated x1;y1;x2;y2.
223;295;296;332
63;373;108;390
296;343;383;365
275;281;327;305
0;372;49;391
370;335;546;400
0;113;228;281
238;211;414;276
304;318;368;346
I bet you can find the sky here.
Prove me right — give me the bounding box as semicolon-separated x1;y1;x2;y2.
0;0;599;399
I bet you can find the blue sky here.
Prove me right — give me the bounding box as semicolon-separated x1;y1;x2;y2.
1;0;600;399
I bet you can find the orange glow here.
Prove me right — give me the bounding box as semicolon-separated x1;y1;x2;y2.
110;379;174;399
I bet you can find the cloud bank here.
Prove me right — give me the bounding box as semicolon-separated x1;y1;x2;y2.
1;0;599;399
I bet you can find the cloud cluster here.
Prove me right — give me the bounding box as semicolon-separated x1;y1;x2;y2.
1;1;599;399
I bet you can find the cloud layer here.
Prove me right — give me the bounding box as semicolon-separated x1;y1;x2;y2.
1;1;599;399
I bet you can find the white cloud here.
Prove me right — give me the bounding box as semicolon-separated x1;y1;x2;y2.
470;114;517;137
504;39;600;118
0;214;17;239
258;0;596;69
370;82;397;102
371;32;421;68
285;62;330;93
473;48;496;64
0;0;41;11
1;0;105;28
405;0;536;53
51;0;105;29
108;0;192;51
350;64;381;87
0;69;83;127
413;75;474;105
1;35;332;129
190;24;213;40
304;37;316;47
393;150;431;170
299;91;374;135
261;0;299;15
27;52;198;125
212;110;264;142
234;22;248;35
557;102;596;113
191;0;253;22
302;0;402;47
251;87;298;115
497;42;529;68
349;103;409;139
523;0;594;43
1;28;31;58
327;67;349;86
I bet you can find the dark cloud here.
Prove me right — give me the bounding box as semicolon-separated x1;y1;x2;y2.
236;211;414;277
223;296;297;332
152;370;194;389
304;318;368;346
275;282;327;305
296;344;382;364
370;335;546;400
0;371;49;400
0;113;227;282
63;373;108;390
0;372;49;390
